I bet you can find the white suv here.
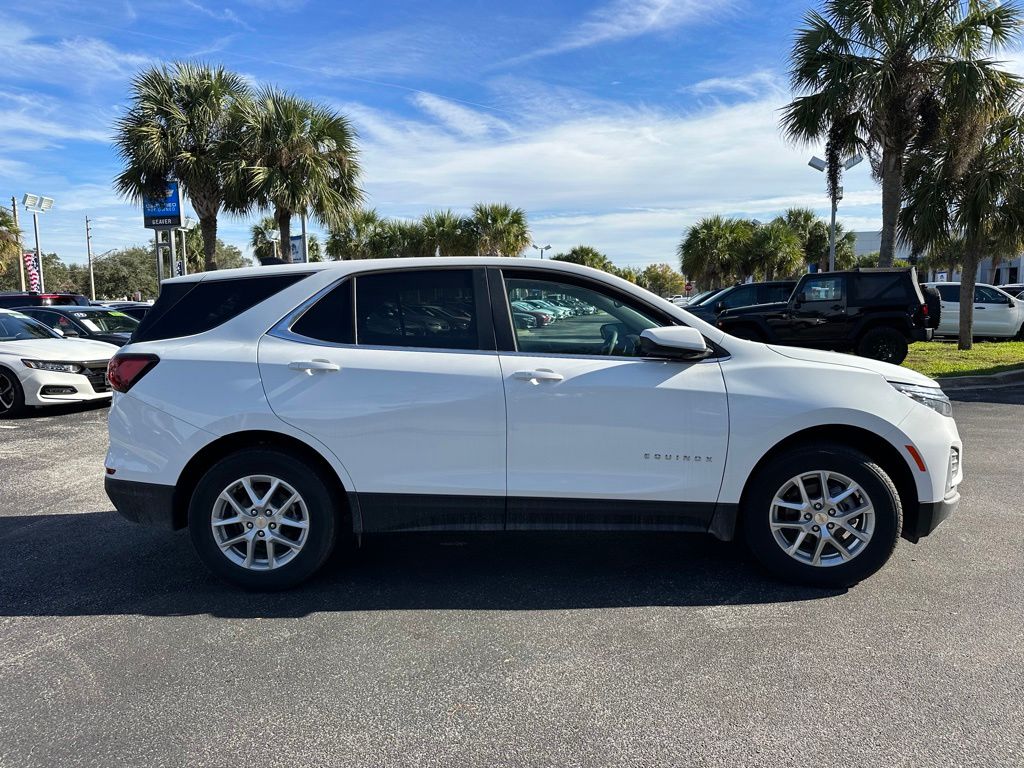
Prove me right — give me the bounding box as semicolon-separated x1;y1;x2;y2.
105;258;962;589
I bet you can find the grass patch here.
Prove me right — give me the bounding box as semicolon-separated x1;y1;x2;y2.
903;341;1024;378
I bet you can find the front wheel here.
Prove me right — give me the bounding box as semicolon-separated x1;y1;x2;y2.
857;327;908;364
188;449;339;589
0;367;26;418
741;444;902;587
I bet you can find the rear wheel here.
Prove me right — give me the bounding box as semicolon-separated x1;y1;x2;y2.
742;444;902;587
0;367;26;418
857;327;908;364
188;449;339;589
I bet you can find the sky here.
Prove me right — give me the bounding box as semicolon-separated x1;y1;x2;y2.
2;0;1022;270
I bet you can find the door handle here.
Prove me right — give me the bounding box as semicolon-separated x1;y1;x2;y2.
288;359;340;374
513;369;564;382
974;306;986;310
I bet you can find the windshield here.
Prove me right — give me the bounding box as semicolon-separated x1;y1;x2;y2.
74;310;139;334
0;313;59;341
691;288;729;307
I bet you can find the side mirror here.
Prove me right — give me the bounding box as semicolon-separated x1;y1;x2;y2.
715;301;726;313
793;292;806;306
52;327;64;337
639;327;710;361
1009;299;1016;308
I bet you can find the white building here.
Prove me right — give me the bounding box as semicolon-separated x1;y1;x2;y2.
853;231;1022;286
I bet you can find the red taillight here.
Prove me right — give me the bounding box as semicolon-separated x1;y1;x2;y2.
921;303;929;316
107;353;159;393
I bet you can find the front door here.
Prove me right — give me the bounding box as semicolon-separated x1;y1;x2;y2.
972;285;1015;336
777;274;847;344
259;268;507;531
494;269;729;530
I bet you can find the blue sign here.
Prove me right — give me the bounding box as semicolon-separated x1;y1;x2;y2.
143;180;183;229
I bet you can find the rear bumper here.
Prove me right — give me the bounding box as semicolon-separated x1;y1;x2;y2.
904;488;960;543
910;327;933;342
105;476;180;530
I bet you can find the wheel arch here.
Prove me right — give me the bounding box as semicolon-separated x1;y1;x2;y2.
718;424;919;542
171;430;358;533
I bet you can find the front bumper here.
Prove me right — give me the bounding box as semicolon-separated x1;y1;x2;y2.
20;365;112;406
904;488;960;543
105;476;180;530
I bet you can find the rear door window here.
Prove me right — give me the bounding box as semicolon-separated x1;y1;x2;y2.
759;283;794;303
718;284;757;310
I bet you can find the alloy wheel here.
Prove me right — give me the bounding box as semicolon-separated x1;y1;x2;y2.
769;470;875;568
0;374;15;413
211;475;310;571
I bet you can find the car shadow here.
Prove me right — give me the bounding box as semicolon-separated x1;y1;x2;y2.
1;511;844;618
1;399;110;421
948;385;1024;406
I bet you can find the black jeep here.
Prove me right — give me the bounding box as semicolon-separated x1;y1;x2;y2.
716;268;936;364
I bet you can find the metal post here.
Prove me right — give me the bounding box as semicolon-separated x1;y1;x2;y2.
85;216;96;300
828;194;838;273
11;197;25;292
169;229;177;278
32;212;44;292
301;210;309;263
179;227;188;276
156;231;164;287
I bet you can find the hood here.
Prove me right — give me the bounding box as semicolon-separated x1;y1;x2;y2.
0;337;120;362
767;344;937;387
720;301;787;318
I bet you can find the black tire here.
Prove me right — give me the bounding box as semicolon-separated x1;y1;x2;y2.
741;444;902;588
857;326;909;364
188;449;339;589
0;366;26;419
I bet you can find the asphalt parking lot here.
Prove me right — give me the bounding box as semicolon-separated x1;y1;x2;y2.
1;391;1022;767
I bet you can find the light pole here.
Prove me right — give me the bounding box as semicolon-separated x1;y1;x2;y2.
532;243;551;259
808;154;863;271
267;229;281;262
177;216;196;275
85;216;96;300
22;194;54;292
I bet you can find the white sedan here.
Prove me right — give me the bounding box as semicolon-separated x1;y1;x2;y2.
0;309;119;418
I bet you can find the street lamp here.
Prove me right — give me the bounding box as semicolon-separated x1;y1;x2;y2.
177;216;197;275
532;243;551;259
808;154;863;271
22;194;54;292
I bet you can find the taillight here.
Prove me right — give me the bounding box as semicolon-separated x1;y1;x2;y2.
921;303;929;316
107;353;159;393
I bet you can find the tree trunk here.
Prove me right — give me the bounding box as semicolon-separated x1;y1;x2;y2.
277;208;292;262
878;146;903;268
199;215;218;271
958;246;980;351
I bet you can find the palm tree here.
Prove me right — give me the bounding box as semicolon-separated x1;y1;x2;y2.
901;111;1024;349
777;207;856;271
421;210;475;257
1;207;21;275
781;0;1023;266
745;220;805;280
249;216;280;262
471;203;530;257
326;209;382;260
237;87;362;254
678;215;751;288
552;245;614;271
114;62;251;271
370;220;426;259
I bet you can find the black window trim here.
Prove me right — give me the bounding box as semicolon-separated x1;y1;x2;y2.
490;266;728;360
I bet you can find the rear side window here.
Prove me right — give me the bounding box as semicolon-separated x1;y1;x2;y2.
355;269;481;350
759;283;794;303
291;280;354;344
718;284;757;309
936;284;960;302
133;274;309;343
849;273;913;305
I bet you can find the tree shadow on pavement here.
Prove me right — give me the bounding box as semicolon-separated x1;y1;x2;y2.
0;511;843;619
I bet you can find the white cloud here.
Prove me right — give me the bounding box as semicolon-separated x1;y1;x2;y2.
412;93;512;139
183;0;254;31
507;0;733;63
684;70;786;99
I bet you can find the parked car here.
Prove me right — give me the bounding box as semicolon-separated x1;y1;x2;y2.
924;282;1024;339
0;309;118;417
0;291;90;309
102;302;153;321
513;311;538;330
717;269;934;364
14;306;140;347
105;258;961;590
511;301;554;326
685;281;798;322
522;298;571;319
673;290;714;306
997;283;1024;299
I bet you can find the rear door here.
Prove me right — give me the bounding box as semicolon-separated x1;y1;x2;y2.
259;267;507;531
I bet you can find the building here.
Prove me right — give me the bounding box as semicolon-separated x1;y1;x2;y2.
854;231;1022;286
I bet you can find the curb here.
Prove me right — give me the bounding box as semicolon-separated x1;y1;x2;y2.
936;367;1024;391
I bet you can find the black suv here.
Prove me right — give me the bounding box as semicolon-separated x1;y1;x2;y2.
0;291;90;309
684;280;798;322
716;269;935;364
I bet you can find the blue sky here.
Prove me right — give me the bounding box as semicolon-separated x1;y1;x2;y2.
3;0;1021;268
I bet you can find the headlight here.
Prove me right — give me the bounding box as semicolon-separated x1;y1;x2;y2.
21;360;83;374
889;381;952;417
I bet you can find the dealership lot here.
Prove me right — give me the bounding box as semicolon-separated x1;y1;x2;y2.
1;392;1022;767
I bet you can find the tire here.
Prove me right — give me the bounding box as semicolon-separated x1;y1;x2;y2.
857;327;909;364
0;367;26;419
741;444;902;588
188;449;339;589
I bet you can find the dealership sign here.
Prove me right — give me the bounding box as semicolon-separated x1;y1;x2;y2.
143;180;184;229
